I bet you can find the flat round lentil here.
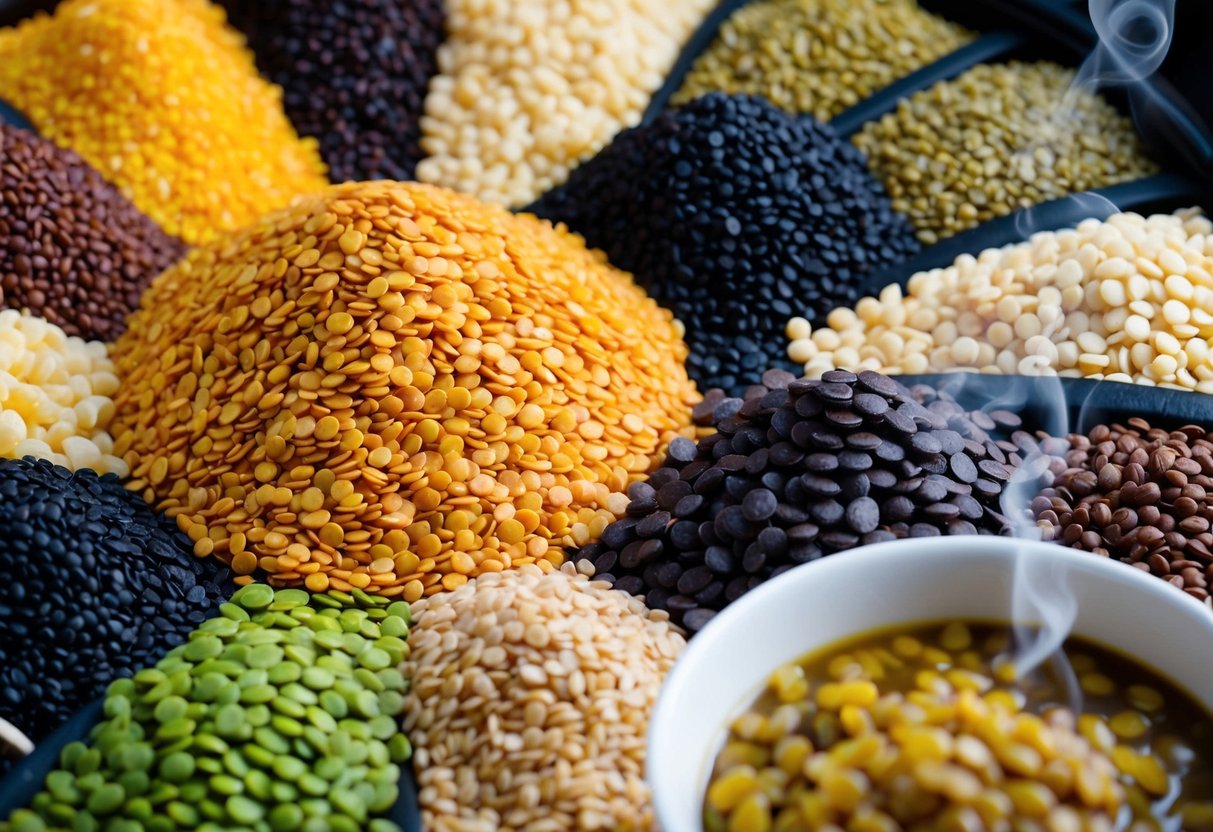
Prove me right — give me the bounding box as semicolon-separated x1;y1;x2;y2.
111;181;698;596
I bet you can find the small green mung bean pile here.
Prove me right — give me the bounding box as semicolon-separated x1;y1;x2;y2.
853;61;1158;243
704;621;1213;832
1;584;414;832
672;0;973;122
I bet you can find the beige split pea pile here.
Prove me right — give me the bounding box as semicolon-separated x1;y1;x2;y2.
787;210;1213;392
416;0;715;208
402;562;686;832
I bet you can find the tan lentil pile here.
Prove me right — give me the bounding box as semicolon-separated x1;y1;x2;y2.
402;563;686;831
672;0;973;122
110;181;699;598
0;310;125;474
0;0;328;244
853;62;1158;243
415;0;715;208
787;210;1213;391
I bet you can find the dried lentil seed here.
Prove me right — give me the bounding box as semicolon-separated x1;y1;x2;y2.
0;125;185;341
530;94;920;396
415;0;715;207
403;562;685;831
673;0;972;122
788;210;1213;391
0;0;329;244
111;181;698;595
0;456;233;752
853;61;1157;243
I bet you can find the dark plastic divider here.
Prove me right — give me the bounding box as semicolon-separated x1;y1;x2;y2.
0;698;423;832
0;99;34;133
0;0;56;27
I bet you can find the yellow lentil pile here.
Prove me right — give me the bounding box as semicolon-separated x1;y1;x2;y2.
705;621;1213;832
672;0;973;122
787;210;1213;391
0;0;328;244
415;0;715;208
403;563;686;831
853;62;1158;243
0;310;125;474
110;181;698;599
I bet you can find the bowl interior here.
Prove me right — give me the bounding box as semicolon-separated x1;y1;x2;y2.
646;537;1213;832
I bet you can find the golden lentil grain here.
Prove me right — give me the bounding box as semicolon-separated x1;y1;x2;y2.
415;0;715;207
110;181;698;594
787;210;1213;391
0;310;126;474
403;562;686;831
853;62;1157;243
673;0;973;122
0;0;328;244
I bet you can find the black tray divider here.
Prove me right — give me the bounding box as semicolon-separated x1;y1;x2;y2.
0;98;34;133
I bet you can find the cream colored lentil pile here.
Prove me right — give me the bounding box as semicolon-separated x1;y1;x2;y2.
672;0;973;123
109;181;699;599
853;62;1157;243
402;562;686;831
415;0;715;208
0;310;125;474
787;210;1213;390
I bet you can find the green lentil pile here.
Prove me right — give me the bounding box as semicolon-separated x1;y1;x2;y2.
673;0;974;122
853;62;1158;243
0;584;414;832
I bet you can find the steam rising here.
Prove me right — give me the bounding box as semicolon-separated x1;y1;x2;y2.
1081;0;1176;87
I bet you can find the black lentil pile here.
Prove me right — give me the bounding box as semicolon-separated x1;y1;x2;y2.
528;93;920;396
219;0;445;182
577;370;1028;633
0;457;234;748
0;124;186;341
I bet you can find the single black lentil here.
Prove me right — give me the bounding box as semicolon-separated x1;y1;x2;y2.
0;457;234;749
528;94;920;396
577;370;1029;634
1;124;186;341
218;0;445;182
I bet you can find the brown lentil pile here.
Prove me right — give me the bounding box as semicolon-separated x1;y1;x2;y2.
0;0;329;245
110;181;699;599
787;210;1213;390
1032;417;1213;606
1;124;186;342
415;0;716;207
705;621;1213;832
672;0;973;122
402;563;686;831
853;62;1158;243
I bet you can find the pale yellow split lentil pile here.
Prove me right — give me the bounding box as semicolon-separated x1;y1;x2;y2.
110;181;699;599
415;0;716;208
673;0;973;123
0;0;329;244
402;562;686;831
787;210;1213;391
0;310;125;474
853;62;1157;243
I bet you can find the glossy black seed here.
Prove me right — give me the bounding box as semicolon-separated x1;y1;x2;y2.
528;94;920;395
742;489;778;521
683;608;717;632
0;457;233;747
845;497;880;534
949;452;979;483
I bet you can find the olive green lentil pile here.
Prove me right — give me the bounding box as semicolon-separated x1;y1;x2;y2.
853;62;1158;243
672;0;973;122
110;181;698;599
0;584;414;832
705;621;1213;832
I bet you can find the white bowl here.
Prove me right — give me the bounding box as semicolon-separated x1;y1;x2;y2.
646;536;1213;832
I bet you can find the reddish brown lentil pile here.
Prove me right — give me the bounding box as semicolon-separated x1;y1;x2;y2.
1;125;186;341
1032;418;1213;606
110;181;698;600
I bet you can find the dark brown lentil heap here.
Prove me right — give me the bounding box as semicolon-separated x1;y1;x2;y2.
577;370;1026;633
0;456;234;753
0;124;186;341
1031;418;1213;605
219;0;444;182
528;94;920;397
